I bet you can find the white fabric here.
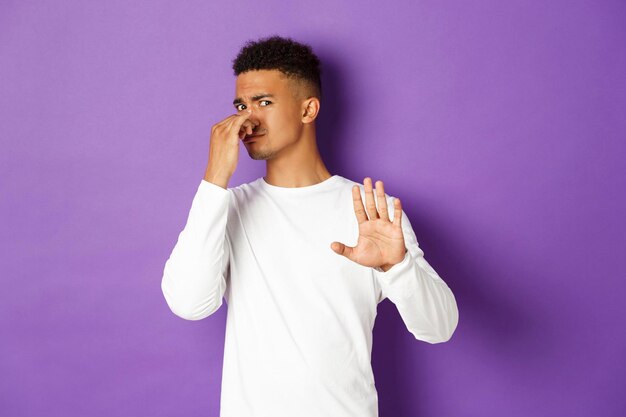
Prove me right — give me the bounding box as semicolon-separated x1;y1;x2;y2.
161;174;459;417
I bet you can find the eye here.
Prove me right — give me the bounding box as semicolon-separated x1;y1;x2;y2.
259;100;272;106
235;104;246;111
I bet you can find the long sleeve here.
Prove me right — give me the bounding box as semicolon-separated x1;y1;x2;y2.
161;179;231;321
372;200;459;344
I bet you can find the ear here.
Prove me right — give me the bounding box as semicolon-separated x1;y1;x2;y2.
301;97;320;123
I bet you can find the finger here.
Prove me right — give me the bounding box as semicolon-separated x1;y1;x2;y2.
392;197;403;227
242;120;253;136
241;117;258;132
211;114;239;135
363;177;379;220
222;112;247;133
214;113;242;128
375;180;390;221
226;110;255;138
351;185;368;224
241;118;259;136
330;241;355;261
228;110;253;130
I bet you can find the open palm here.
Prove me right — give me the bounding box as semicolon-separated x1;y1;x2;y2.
331;177;407;271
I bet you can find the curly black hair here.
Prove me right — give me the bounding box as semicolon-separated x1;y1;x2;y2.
232;35;323;102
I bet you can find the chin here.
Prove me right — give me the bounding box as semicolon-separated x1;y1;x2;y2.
248;149;276;160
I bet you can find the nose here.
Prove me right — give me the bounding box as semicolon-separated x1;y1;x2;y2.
246;110;261;130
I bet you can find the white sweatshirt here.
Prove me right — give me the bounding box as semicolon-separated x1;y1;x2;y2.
161;174;458;417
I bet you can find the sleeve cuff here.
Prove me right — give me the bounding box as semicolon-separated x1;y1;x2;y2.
199;179;230;195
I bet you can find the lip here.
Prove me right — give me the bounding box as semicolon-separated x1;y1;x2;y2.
244;133;265;142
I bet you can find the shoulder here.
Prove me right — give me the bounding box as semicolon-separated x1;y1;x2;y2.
222;178;268;210
226;177;261;197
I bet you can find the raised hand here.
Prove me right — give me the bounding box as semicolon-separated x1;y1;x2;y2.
204;108;258;189
330;177;407;271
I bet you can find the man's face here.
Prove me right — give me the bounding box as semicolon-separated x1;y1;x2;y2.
233;69;305;160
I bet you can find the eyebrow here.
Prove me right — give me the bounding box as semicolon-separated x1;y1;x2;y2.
233;93;275;106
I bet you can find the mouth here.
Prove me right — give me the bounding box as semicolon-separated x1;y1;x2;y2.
244;133;265;142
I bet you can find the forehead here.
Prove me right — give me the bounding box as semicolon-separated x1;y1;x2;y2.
235;69;291;98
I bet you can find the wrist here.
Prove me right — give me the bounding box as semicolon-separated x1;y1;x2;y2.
204;168;231;188
378;248;408;272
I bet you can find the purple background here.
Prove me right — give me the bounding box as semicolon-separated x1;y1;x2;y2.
1;1;624;416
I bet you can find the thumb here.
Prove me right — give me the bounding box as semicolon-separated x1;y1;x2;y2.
330;241;355;260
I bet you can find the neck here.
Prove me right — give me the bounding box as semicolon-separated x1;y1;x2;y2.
264;127;332;188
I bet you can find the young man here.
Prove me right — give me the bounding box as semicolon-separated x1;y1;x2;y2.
161;35;459;417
